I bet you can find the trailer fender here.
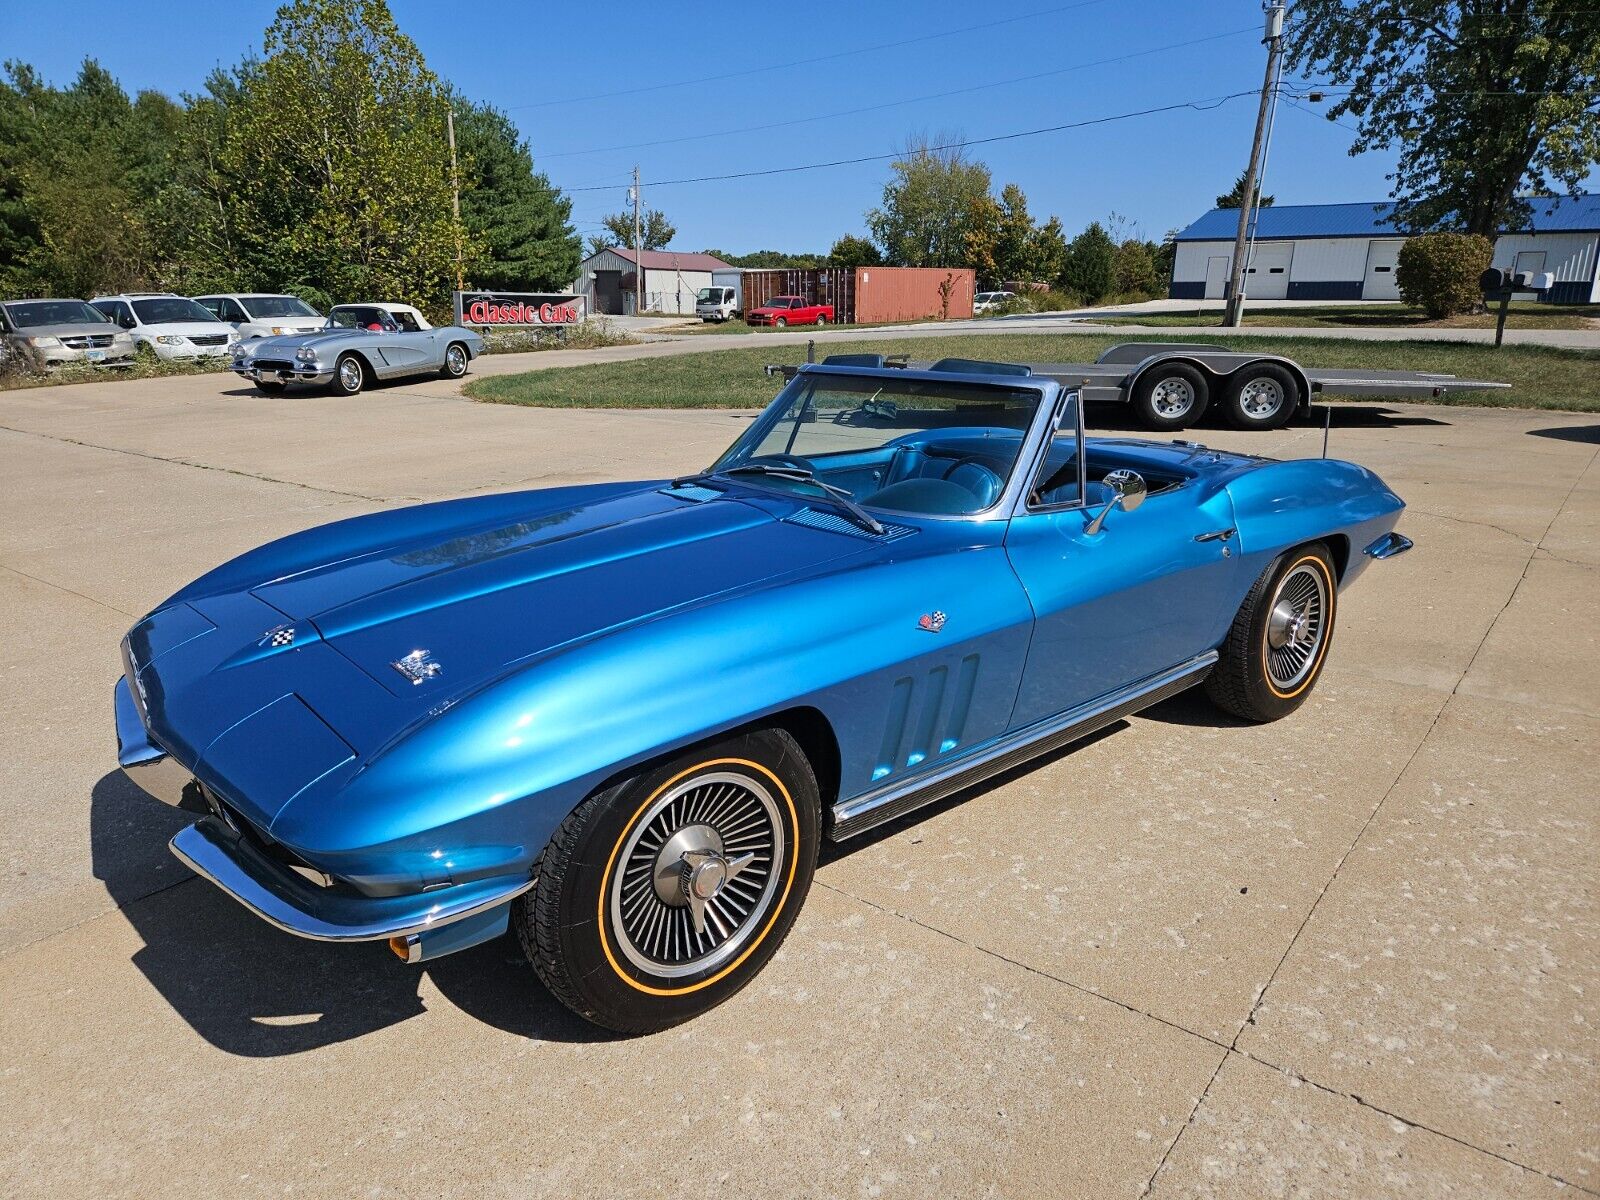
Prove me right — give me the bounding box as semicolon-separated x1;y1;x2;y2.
1125;352;1312;414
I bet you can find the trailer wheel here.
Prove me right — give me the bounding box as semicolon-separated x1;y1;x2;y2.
1129;363;1209;430
1222;363;1300;430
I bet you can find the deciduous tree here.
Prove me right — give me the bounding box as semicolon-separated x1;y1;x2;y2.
593;208;675;254
866;136;992;267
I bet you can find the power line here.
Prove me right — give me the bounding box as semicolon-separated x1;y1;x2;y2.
506;0;1120;110
564;91;1257;192
538;25;1259;161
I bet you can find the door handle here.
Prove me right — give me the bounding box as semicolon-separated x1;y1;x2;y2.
1195;528;1236;543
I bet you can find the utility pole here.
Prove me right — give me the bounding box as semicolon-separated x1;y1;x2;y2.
447;107;464;293
1223;1;1286;328
631;165;643;314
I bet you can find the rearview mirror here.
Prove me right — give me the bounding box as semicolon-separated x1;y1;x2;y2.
1085;468;1147;534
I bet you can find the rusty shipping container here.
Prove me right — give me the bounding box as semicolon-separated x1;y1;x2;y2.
853;266;975;323
736;266;973;324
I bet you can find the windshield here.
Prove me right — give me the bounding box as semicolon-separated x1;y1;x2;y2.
4;300;107;328
131;297;221;325
696;288;723;303
242;295;319;318
329;306;389;329
708;371;1045;517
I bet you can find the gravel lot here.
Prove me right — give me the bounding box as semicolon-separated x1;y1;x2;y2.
0;362;1594;1198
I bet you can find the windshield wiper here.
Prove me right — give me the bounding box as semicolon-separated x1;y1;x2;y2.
716;463;886;536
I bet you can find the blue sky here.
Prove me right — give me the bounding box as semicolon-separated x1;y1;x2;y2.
10;0;1411;253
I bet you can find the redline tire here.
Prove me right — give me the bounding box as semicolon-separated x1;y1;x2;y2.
517;728;820;1033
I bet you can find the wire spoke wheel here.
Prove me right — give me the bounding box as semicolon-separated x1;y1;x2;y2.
608;770;783;979
1264;562;1328;691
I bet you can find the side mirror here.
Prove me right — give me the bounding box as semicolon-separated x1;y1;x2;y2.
1084;468;1147;534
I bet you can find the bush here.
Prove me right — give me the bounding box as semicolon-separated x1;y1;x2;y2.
1396;233;1493;318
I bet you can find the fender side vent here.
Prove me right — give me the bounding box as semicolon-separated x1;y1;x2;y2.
783;508;914;541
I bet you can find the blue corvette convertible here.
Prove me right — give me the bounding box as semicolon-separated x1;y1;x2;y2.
115;357;1411;1031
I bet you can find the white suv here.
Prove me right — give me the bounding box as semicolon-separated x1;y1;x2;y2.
193;293;326;341
91;293;238;361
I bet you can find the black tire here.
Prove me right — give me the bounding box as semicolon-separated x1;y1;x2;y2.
1221;362;1300;430
517;727;820;1033
331;353;365;396
1129;363;1209;430
1205;543;1338;722
439;341;469;379
254;381;286;395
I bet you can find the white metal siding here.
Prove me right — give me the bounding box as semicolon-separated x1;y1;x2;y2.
1362;239;1405;300
1286;237;1373;282
1492;232;1598;300
641;268;716;315
1172;241;1225;285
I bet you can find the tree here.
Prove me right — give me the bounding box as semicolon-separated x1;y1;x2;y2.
1112;240;1159;297
961;193;1002;286
827;235;881;269
221;0;467;310
993;184;1041;284
592;208;675;254
452;98;579;290
1061;221;1116;302
1215;170;1274;209
1030;216;1068;286
866;136;992;267
1286;1;1600;235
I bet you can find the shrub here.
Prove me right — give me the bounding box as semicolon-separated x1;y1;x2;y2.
1396;233;1494;318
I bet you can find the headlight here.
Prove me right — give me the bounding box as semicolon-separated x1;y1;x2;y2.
112;332;132;345
295;346;317;363
271;326;293;335
155;334;187;345
230;344;249;361
27;336;62;348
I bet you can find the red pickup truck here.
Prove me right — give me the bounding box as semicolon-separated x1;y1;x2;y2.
745;295;834;327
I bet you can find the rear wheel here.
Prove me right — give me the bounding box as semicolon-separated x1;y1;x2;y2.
1129;363;1209;430
1205;543;1338;722
517;727;820;1033
331;353;364;396
815;313;828;326
1222;363;1300;430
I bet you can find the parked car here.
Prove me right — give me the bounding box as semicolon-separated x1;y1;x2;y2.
973;290;1017;314
745;295;833;327
0;297;135;371
228;302;484;395
91;293;238;361
193;293;325;341
695;285;738;322
115;356;1412;1033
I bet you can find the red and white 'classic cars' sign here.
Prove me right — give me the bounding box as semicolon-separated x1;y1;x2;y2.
454;291;584;328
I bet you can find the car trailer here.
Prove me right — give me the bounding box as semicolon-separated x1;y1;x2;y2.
770;342;1510;431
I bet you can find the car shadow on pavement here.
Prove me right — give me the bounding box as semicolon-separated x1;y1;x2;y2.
91;772;615;1056
1526;424;1600;444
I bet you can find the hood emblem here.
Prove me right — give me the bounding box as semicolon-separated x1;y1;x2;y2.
392;648;443;685
918;611;947;633
260;625;296;648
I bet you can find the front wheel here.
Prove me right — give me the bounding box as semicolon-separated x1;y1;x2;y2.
1205;543;1338;722
440;341;469;379
1129;364;1209;430
331;353;365;396
517;727;820;1033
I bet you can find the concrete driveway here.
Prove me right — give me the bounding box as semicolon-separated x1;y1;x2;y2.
0;366;1595;1198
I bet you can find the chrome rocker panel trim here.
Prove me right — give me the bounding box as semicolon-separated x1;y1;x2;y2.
831;652;1218;841
168;817;533;943
1363;531;1414;560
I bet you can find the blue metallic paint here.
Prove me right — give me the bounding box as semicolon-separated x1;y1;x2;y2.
115;364;1408;961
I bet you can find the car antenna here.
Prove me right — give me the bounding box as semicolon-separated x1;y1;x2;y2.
1322;404;1331;458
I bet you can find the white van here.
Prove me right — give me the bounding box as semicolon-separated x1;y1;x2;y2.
193;293;325;341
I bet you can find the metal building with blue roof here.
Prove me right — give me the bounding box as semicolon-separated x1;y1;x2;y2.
1169;194;1600;305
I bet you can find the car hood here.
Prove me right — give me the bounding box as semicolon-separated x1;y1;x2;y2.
248;318;325;333
10;322;123;339
252;485;872;700
139;321;233;338
243;328;374;354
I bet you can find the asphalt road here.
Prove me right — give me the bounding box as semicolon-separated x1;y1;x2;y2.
0;364;1595;1198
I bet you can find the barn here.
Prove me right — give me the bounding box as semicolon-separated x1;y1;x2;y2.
571;247;733;317
1169;194;1600;305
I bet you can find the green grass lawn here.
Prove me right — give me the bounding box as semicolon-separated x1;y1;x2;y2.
1092;302;1600;331
463;331;1600;412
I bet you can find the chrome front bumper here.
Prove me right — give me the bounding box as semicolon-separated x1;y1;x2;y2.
115;676;531;945
230;363;334;386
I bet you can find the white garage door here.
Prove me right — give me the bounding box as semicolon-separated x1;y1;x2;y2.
1363;239;1404;300
1244;242;1293;299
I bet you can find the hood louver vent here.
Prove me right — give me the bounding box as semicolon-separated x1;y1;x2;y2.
661;483;723;503
783;509;915;541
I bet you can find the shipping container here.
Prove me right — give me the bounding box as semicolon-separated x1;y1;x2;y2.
853;266;975;323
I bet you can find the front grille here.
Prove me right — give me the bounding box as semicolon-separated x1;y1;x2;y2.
251;359;295;373
191;334;229;347
60;334;113;349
